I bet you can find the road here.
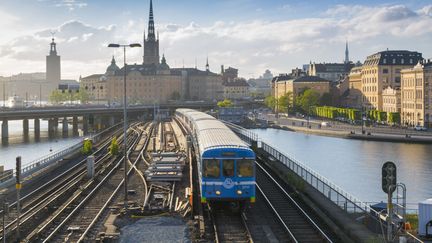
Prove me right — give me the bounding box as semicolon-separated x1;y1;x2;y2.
258;113;432;137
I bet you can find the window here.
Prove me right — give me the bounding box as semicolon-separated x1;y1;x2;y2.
223;160;235;177
203;159;220;178
237;159;254;177
395;77;401;83
383;69;389;74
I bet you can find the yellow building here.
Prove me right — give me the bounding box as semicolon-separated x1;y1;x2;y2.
273;75;330;100
382;86;400;113
361;50;422;110
223;78;250;100
401;61;432;127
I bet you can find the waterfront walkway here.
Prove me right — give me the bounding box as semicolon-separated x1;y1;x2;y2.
262;114;432;144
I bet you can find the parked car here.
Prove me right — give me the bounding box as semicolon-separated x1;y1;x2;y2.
321;122;331;127
414;125;427;131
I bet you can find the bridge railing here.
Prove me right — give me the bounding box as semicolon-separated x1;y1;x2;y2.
0;122;122;189
223;121;380;215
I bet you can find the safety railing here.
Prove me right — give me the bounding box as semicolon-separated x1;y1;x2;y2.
0;122;122;188
224;121;380;215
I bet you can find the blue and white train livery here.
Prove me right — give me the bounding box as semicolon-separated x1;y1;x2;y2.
175;109;256;204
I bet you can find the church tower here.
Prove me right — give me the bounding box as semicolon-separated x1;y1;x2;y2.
46;38;61;90
344;41;350;64
143;0;160;65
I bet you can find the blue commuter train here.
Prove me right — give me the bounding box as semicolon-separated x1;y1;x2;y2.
175;109;256;205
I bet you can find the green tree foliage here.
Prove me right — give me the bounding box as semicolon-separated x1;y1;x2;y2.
82;139;93;155
109;137;119;156
264;95;276;110
387;112;400;125
170;91;181;100
217;99;234;108
297;89;320;114
278;92;294;114
49;90;65;104
314;106;361;120
319;92;333;106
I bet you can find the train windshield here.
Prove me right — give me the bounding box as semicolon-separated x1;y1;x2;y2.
237;159;254;177
223;160;235;177
203;159;220;178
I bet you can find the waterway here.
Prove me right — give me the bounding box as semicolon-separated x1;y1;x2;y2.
1;120;83;170
251;128;432;209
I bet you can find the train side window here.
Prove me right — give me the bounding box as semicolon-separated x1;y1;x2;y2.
203;159;220;178
237;159;254;177
223;160;235;177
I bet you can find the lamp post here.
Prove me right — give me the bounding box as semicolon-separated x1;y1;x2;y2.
108;43;141;210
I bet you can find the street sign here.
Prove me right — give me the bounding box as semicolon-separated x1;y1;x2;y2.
382;161;397;194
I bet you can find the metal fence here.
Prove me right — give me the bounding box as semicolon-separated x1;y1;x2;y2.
0;122;122;188
224;121;380;215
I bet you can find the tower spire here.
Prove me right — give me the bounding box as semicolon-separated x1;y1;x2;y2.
344;40;349;64
205;56;209;71
147;0;155;40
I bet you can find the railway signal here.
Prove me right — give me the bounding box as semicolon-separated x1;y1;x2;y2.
382;161;396;194
382;161;397;242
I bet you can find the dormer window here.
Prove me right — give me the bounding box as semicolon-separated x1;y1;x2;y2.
392;59;396;64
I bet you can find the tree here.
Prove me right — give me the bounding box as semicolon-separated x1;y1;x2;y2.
264;95;276;110
298;89;320;114
217;99;234;108
109;137;119;156
278;91;293;114
49;90;67;104
82;139;93;155
319;92;333;106
76;88;90;104
170;91;181;100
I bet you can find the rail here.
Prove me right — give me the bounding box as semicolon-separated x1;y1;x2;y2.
0;122;122;188
225;121;423;243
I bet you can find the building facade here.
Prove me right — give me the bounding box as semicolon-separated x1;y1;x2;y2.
342;65;363;108
361;50;422;110
401;60;432;127
308;62;354;83
382;86;400;113
222;78;250;100
273;75;331;100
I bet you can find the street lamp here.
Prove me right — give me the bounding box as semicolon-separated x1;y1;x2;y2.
108;42;141;210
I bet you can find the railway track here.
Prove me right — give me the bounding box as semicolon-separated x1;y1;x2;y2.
255;160;335;243
210;203;253;243
0;125;127;242
25;123;144;242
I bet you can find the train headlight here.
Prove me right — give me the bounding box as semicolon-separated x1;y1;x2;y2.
236;190;242;195
215;190;221;195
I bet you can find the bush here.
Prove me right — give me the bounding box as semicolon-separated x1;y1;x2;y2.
109;137;119;156
81;139;93;155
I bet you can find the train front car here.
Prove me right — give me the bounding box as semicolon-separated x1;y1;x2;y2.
175;109;256;207
195;116;256;206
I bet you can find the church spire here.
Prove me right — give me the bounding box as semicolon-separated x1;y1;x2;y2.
344;40;349;64
205;56;209;71
147;0;155;40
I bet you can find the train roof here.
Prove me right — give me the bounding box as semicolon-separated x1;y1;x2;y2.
176;108;251;152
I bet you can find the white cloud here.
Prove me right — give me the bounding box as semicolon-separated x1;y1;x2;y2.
0;3;431;79
54;0;88;11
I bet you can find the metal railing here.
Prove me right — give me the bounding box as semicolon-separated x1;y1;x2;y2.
224;122;379;214
225;121;423;242
0;123;122;188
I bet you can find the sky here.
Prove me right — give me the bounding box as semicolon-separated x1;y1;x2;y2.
0;0;431;79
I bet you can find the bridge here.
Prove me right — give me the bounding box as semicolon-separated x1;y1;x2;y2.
0;102;216;142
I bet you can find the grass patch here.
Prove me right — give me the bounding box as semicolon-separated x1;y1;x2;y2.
406;214;418;231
